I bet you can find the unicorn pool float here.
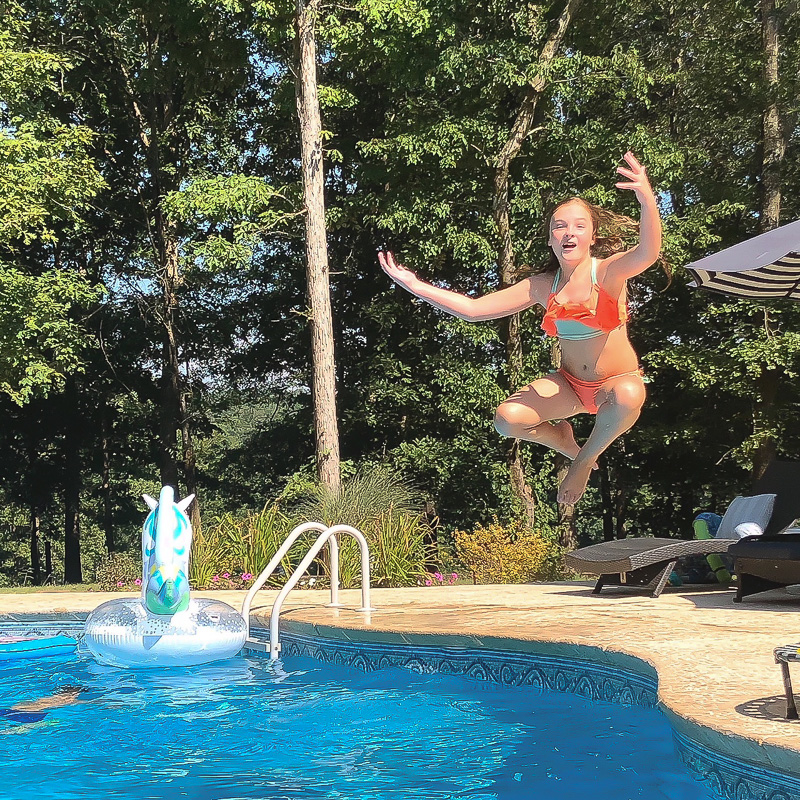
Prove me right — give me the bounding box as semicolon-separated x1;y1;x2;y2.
84;486;247;668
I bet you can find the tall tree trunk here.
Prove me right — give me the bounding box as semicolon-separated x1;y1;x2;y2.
615;491;629;539
180;384;201;533
492;0;582;527
295;0;341;491
555;454;579;549
45;541;53;585
759;0;783;235
113;26;184;493
158;221;182;491
599;462;615;541
101;403;114;552
753;369;779;480
29;506;41;585
752;0;785;480
63;376;83;583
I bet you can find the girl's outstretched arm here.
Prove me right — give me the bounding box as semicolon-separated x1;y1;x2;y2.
603;152;662;280
378;250;543;321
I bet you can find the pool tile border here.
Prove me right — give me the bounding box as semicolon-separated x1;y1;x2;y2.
274;628;659;707
674;730;800;800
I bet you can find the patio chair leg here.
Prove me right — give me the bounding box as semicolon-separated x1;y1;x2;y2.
650;561;676;598
592;577;605;594
780;662;799;720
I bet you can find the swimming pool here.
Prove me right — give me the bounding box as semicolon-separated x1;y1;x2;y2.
0;631;720;800
2;618;798;800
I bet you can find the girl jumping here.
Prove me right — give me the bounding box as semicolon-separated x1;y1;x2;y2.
378;152;662;505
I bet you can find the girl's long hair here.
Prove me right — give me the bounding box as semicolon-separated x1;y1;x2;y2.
535;197;670;281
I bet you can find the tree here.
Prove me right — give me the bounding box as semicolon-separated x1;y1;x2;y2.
492;0;583;530
0;9;104;405
295;0;341;490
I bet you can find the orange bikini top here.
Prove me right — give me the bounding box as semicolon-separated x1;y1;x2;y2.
540;259;628;340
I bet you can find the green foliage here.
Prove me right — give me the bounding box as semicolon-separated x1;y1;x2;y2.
0;269;103;404
95;551;141;591
0;13;105;405
190;504;297;589
454;518;566;584
0;122;104;247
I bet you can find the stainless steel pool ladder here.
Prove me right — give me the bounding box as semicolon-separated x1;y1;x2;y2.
241;522;375;660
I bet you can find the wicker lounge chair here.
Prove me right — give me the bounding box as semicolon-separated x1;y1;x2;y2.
565;537;738;598
568;459;800;599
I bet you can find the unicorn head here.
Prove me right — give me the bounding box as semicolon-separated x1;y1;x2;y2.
141;486;195;616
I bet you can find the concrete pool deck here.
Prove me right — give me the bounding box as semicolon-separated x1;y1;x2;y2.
2;581;799;774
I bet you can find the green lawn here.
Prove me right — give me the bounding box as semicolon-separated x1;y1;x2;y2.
0;584;100;593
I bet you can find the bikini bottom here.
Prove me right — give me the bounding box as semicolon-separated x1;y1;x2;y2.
558;367;644;415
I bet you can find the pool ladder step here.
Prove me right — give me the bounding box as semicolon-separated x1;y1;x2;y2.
243;638;271;654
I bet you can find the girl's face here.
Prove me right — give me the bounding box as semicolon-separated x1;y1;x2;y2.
549;201;596;266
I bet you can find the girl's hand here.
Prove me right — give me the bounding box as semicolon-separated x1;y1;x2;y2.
378;250;419;291
615;152;655;205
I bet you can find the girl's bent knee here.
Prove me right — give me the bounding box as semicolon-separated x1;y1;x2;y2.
494;402;541;436
609;378;646;411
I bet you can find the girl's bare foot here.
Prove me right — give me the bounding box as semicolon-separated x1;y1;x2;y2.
553;420;598;471
557;457;595;505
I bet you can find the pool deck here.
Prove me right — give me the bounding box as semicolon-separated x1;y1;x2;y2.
2;582;799;774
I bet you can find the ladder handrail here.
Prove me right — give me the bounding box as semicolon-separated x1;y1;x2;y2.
268;524;374;659
241;521;335;636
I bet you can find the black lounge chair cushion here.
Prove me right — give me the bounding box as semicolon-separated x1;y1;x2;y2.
729;533;800;562
753;460;800;535
729;533;800;600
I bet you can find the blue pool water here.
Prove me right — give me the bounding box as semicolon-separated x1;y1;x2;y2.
0;648;717;800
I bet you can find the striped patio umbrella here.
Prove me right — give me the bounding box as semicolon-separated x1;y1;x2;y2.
686;219;800;301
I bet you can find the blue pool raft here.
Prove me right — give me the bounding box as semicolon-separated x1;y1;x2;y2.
0;636;77;660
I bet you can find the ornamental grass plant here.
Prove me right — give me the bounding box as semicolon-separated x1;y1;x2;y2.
290;467;434;588
190;503;298;589
190;468;435;590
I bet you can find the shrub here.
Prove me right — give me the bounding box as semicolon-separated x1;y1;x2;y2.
332;508;434;589
454;518;565;584
190;504;298;589
96;551;141;591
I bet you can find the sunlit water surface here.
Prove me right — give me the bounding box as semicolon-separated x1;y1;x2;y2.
0;649;717;800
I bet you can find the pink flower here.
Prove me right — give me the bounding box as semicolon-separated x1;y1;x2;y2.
434;572;443;582
116;581;124;587
222;572;230;579
134;578;142;586
451;572;458;580
242;573;253;581
425;579;432;586
211;575;219;583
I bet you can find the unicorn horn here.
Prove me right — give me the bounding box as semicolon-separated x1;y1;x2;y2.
176;494;196;513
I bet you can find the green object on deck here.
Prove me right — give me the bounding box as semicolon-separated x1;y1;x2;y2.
693;519;733;584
